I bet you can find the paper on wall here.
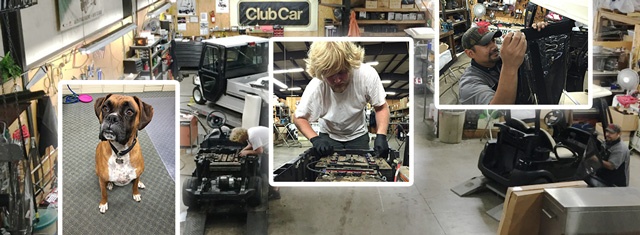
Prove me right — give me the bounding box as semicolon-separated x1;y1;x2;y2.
217;0;230;13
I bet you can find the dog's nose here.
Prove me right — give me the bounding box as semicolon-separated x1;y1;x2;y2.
106;114;118;123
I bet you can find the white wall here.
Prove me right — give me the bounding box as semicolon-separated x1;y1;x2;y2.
21;1;125;67
0;26;4;57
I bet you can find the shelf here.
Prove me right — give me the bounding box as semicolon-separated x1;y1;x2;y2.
593;71;619;76
453;34;462;40
593;52;622;57
353;8;423;12
0;90;46;124
441;8;467;14
361;32;407;37
451;21;466;27
391;107;410;112
357;20;426;25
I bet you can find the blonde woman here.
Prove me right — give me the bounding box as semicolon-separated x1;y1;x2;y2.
294;41;390;158
230;126;280;199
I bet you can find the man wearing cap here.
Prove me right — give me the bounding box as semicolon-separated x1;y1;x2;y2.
593;123;631;186
458;22;547;104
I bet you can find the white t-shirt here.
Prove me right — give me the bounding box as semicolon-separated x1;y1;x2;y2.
295;64;386;141
248;126;269;153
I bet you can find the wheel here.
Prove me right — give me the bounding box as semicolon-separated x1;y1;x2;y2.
182;178;199;207
246;176;262;207
192;87;206;104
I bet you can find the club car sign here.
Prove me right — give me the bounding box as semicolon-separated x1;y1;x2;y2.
239;1;310;26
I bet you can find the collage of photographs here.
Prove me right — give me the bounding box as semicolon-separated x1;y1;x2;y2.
0;0;639;234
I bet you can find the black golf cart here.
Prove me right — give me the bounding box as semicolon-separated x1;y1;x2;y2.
182;111;263;209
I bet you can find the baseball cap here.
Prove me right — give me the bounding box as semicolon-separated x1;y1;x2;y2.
605;123;621;134
461;26;503;50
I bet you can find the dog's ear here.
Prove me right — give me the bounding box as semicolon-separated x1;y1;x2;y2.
94;94;113;123
133;96;154;130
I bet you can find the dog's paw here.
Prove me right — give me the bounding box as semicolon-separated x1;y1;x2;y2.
107;182;114;191
133;194;141;202
99;203;108;213
138;181;145;189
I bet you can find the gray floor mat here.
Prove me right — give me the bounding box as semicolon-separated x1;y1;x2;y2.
139;96;176;181
62;94;174;234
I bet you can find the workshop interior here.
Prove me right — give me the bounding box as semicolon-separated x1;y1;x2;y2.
438;0;590;105
0;0;639;234
271;40;411;184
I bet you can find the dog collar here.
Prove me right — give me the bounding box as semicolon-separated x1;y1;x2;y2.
109;138;137;164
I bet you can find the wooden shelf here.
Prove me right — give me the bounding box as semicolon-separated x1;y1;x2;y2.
353;8;423;12
357;20;426;25
391;107;410;112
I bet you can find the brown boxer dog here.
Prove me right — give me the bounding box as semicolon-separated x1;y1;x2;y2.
94;94;154;213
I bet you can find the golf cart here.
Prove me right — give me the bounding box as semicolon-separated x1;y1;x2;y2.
182;111;263;209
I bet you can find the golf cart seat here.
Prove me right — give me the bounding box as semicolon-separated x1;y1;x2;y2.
504;118;577;161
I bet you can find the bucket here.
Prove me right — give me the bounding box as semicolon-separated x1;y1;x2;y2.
438;110;466;144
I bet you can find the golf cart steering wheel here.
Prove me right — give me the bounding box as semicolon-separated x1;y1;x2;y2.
544;110;564;127
206;111;227;129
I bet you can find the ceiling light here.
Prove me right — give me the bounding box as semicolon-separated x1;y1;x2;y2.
148;3;172;18
272;77;288;89
288;87;302;91
273;68;304;74
381;80;392;84
79;23;137;55
365;61;379;66
385;91;396;95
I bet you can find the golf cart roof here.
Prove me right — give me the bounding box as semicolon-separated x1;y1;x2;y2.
202;35;269;48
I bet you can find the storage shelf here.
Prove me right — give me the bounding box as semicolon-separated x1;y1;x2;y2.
593;71;619;76
361;32;407;37
357;20;426;25
354;8;423;12
441;8;467;14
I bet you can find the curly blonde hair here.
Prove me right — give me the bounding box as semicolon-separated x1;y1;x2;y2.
229;127;248;143
305;41;364;81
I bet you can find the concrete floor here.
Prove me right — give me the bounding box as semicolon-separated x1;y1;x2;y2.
178;79;640;234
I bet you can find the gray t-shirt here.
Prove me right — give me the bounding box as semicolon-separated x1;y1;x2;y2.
607;140;631;186
459;60;501;105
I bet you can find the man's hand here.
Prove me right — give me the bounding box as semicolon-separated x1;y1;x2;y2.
374;134;389;157
500;31;528;68
531;22;548;31
239;150;250;157
310;136;334;157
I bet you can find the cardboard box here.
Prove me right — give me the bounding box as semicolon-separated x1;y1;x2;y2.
609;106;638;131
439;43;449;54
498;181;588;235
180;115;198;147
377;0;389;8
389;0;401;9
365;0;377;8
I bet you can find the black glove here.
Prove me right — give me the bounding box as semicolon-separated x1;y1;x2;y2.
374;134;389;157
310;136;334;157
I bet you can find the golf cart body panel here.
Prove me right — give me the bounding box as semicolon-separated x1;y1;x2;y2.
478;117;595;187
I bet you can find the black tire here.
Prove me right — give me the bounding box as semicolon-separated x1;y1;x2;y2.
246;176;262;207
182;178;198;207
193;87;206;104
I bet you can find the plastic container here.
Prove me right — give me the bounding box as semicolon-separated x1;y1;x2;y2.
438;110;466;144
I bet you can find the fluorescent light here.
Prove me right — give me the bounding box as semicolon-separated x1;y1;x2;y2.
79;23;137;54
148;3;172;18
365;61;379;66
272;77;288;89
273;68;304;74
385;91;396;95
288;87;302;91
381;80;392;84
